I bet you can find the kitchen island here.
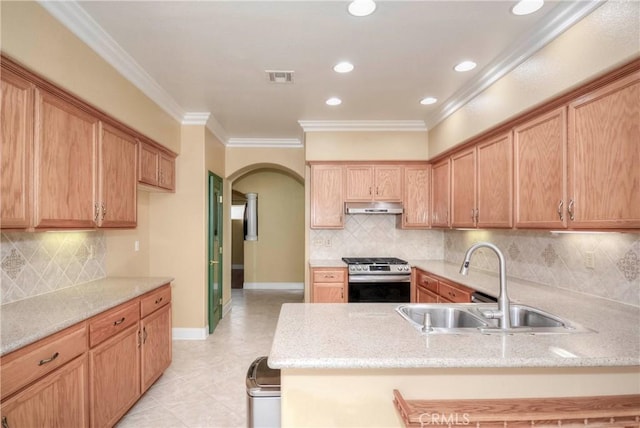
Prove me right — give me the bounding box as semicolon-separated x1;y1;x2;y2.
269;262;640;427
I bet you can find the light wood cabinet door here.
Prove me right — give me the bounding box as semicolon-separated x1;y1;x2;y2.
476;132;513;228
567;71;640;229
98;123;137;228
401;165;430;228
89;324;140;428
416;286;438;303
310;164;344;229
345;165;402;201
345;165;374;201
138;141;159;186
313;283;345;303
141;303;172;393
451;148;476;228
34;90;98;229
374;165;403;201
431;159;450;228
1;69;33;229
514;107;567;228
158;152;175;190
1;355;89;428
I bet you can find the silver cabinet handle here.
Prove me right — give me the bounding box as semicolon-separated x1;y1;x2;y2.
94;203;100;222
2;416;9;428
101;204;106;220
557;200;564;221
142;327;148;344
38;352;59;366
475;209;479;222
470;209;475;220
568;199;575;221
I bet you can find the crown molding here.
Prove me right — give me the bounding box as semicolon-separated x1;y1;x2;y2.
426;0;606;128
226;138;303;148
38;1;187;123
298;120;427;132
182;112;211;126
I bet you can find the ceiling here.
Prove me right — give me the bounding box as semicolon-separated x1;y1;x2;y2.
42;1;603;146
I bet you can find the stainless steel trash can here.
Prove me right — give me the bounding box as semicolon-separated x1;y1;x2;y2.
246;356;281;428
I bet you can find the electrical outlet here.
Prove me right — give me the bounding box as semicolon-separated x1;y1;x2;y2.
324;238;332;247
313;238;324;246
584;251;595;269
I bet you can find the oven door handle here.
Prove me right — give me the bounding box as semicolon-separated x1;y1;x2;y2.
348;275;411;283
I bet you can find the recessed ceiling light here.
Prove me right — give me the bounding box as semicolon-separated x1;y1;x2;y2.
348;0;376;17
420;97;438;105
454;60;477;72
333;61;354;73
511;0;544;15
326;97;342;106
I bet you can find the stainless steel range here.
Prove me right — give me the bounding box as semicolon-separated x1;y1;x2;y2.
342;257;411;303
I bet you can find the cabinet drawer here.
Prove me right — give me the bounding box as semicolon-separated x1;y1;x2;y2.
89;301;139;348
1;323;87;400
312;269;345;283
140;284;171;318
416;272;438;293
438;281;472;303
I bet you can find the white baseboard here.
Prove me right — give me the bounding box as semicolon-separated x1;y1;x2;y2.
243;282;304;290
232;264;244;269
222;299;233;317
172;327;208;340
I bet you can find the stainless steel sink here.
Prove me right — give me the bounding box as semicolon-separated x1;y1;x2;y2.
396;303;592;334
396;304;489;333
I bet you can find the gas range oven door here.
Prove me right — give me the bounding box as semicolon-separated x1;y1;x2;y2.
347;275;411;303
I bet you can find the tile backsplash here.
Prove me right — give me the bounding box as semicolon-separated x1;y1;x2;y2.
310;214;444;261
444;230;640;307
1;231;106;304
309;215;639;307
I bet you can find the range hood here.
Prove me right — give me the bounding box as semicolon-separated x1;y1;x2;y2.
344;202;404;215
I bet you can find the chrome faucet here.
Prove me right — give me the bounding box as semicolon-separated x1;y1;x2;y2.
459;242;511;330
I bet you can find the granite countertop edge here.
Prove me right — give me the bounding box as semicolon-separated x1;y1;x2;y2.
1;276;174;356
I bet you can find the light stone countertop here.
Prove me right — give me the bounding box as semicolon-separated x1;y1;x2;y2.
1;277;173;356
270;260;640;369
308;259;347;268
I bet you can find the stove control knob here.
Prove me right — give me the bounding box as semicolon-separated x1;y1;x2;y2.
356;266;362;271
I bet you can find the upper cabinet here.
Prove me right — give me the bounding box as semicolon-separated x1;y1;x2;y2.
514;107;567;229
34;89;99;229
1;56;176;230
345;165;402;202
138;140;176;192
1;69;33;229
431;159;450;228
99;123;137;227
567;72;640;229
310;164;344;229
399;164;430;229
450;132;513;229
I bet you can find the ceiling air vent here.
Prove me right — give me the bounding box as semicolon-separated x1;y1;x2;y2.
266;70;294;84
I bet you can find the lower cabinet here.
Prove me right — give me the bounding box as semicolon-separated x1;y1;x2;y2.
89;324;140;428
1;355;89;428
141;303;172;393
311;267;347;303
413;268;474;303
0;284;172;428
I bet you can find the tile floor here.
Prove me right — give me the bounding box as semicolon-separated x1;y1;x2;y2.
116;289;304;428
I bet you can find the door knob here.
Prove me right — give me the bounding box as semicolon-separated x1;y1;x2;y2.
209;260;219;265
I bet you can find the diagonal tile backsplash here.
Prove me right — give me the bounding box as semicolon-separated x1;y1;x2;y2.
444;230;640;307
1;231;106;304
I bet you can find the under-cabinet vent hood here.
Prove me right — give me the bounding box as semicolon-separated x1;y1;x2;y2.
344;202;404;215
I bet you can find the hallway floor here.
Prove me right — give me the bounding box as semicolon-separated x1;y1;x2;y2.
116;289;304;428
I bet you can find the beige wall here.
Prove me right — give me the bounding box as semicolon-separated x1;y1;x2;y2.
428;0;640;157
281;367;640;427
233;170;305;285
305;131;428;161
0;1;181;151
226;146;305;179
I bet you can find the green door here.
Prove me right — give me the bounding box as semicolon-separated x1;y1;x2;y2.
208;172;223;334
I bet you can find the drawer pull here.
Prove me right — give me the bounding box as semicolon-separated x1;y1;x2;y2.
155;297;163;305
38;352;59;366
113;317;126;326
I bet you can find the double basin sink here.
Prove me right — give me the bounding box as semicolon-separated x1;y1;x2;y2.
396;303;591;334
